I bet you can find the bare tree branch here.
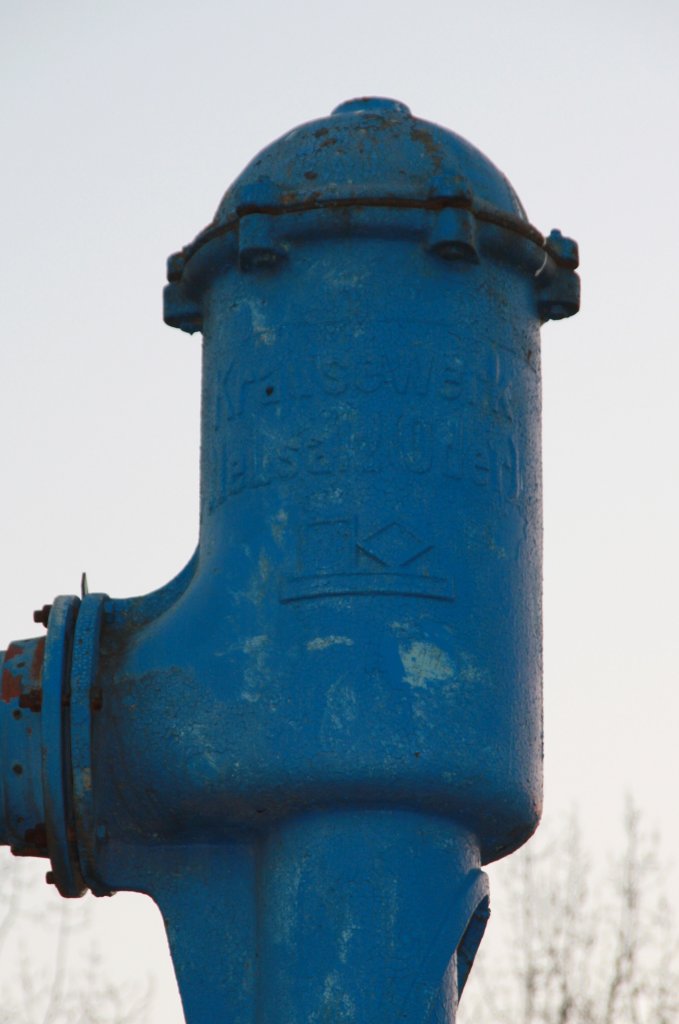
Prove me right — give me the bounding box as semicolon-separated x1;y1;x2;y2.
0;853;151;1024
458;802;679;1024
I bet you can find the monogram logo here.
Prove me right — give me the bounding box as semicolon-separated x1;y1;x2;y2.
280;519;453;603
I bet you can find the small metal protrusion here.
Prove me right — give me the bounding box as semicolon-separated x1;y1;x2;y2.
545;228;579;270
238;213;287;272
166;251;186;283
163;283;203;335
536;252;581;322
33;604;52;628
428;207;478;263
81;572;89;597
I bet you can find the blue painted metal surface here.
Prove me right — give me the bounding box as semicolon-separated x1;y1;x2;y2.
0;99;579;1023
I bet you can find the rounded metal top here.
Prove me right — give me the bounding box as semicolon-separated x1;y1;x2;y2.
208;98;528;230
165;99;580;332
331;97;412;116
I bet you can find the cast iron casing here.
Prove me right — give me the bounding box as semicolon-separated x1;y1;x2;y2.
0;98;579;1024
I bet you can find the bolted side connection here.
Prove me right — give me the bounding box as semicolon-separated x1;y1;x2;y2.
0;98;579;1024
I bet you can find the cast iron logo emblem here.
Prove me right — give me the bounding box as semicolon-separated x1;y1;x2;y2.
280;519;453;602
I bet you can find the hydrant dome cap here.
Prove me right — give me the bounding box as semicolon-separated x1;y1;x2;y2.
212;97;529;227
331;97;412;116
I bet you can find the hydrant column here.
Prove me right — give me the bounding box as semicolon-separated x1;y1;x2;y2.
195;208;543;839
185;97;548;856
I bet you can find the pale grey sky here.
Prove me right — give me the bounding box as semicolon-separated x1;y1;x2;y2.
2;2;678;1020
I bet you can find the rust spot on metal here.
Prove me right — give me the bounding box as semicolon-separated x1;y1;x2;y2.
19;690;42;712
1;669;21;702
314;127;329;138
26;823;47;847
14;822;50;857
1;642;24;702
410;126;442;167
30;636;45;682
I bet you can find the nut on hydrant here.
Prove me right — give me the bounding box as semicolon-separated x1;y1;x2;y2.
0;98;579;1023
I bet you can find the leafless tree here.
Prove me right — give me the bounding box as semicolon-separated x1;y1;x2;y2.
0;851;152;1024
458;802;679;1024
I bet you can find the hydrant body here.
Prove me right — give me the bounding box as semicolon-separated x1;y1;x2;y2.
0;99;579;1023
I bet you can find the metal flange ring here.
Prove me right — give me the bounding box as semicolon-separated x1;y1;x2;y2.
70;592;112;896
41;594;85;897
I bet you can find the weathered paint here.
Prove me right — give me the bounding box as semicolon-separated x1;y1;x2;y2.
0;98;579;1023
307;636;355;651
399;641;456;689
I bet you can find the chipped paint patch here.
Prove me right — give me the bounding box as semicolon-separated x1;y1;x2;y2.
241;635;269;702
271;508;288;544
389;620;414;636
321;680;358;737
243;635;269;653
250;300;275;346
306;636;354;652
245;552;272;604
399;641;454;689
338;919;357;963
319;971;356;1021
259;550;271;582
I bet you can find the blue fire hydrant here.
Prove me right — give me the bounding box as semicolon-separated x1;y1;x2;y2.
0;98;579;1023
